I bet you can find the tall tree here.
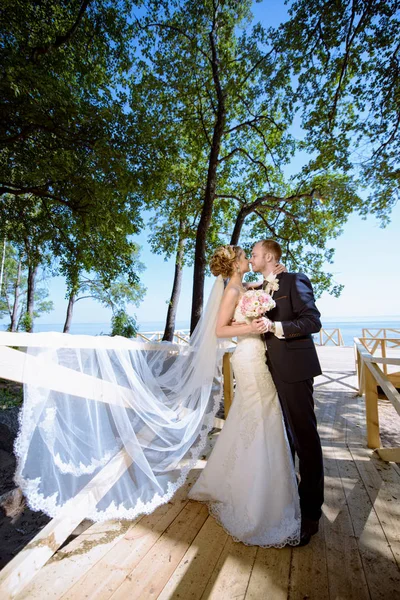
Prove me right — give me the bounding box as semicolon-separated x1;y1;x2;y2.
0;244;23;330
149;211;192;342
146;163;204;340
62;255;146;333
0;243;53;331
135;0;295;332
54;204;145;329
0;196;56;331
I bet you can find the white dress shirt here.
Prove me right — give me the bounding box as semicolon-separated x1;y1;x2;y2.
264;272;285;339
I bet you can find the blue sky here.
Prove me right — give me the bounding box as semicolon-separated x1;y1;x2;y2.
1;0;399;327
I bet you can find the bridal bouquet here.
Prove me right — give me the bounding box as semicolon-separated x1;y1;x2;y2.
239;290;276;319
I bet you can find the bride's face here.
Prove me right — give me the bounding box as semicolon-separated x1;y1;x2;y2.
237;251;250;275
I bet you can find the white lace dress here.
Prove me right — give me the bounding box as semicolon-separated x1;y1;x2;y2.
188;302;301;547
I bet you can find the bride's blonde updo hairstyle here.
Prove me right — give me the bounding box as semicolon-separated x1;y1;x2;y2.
210;245;243;278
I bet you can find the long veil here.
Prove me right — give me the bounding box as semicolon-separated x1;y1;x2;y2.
14;276;227;520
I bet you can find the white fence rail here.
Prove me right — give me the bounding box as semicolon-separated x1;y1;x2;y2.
314;328;344;347
136;330;190;344
354;337;400;464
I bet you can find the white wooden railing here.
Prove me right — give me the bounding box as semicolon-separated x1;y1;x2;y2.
362;327;400;343
360;329;400;373
139;328;347;348
314;328;345;346
135;330;191;345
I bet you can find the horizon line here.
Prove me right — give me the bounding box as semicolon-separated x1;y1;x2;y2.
2;315;400;326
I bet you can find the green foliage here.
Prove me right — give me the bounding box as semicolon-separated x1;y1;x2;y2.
0;244;22;318
110;310;138;338
76;254;146;312
239;171;363;297
31;287;55;319
133;0;297;290
0;379;23;409
0;0;139;215
277;0;400;220
0;0;144;279
146;168;204;268
20;312;33;333
0;1;149;327
134;0;366;302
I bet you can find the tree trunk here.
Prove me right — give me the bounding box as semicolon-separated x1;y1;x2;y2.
10;259;21;332
163;235;186;342
63;292;76;333
230;206;252;245
190;28;225;334
26;263;38;332
0;238;6;297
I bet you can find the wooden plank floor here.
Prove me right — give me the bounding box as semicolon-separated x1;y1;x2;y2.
13;348;400;600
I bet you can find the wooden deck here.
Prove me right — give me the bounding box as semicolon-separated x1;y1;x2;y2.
9;348;400;599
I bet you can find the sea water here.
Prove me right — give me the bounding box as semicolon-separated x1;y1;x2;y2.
1;318;399;347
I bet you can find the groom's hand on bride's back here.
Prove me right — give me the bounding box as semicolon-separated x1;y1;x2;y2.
245;263;287;290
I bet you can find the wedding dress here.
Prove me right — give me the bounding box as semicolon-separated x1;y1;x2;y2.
188;301;301;547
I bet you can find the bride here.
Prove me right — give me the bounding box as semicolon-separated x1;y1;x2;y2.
188;245;301;547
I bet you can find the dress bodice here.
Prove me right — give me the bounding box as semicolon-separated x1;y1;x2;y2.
233;301;247;324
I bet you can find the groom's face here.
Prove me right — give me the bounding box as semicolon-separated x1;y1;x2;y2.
249;243;267;273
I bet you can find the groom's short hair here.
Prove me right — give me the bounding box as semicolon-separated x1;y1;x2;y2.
260;239;282;261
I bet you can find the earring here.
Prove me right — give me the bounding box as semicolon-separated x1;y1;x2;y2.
237;266;240;274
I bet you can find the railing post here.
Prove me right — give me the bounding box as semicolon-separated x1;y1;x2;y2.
356;347;363;396
364;364;380;449
381;339;388;376
222;352;234;418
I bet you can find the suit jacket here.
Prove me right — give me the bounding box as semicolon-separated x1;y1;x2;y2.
264;272;322;383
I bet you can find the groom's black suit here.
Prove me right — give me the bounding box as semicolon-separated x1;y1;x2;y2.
264;272;324;521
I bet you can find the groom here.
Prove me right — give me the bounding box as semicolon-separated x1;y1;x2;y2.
250;239;324;546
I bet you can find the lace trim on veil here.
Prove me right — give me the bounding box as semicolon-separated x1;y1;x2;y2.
14;375;223;521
